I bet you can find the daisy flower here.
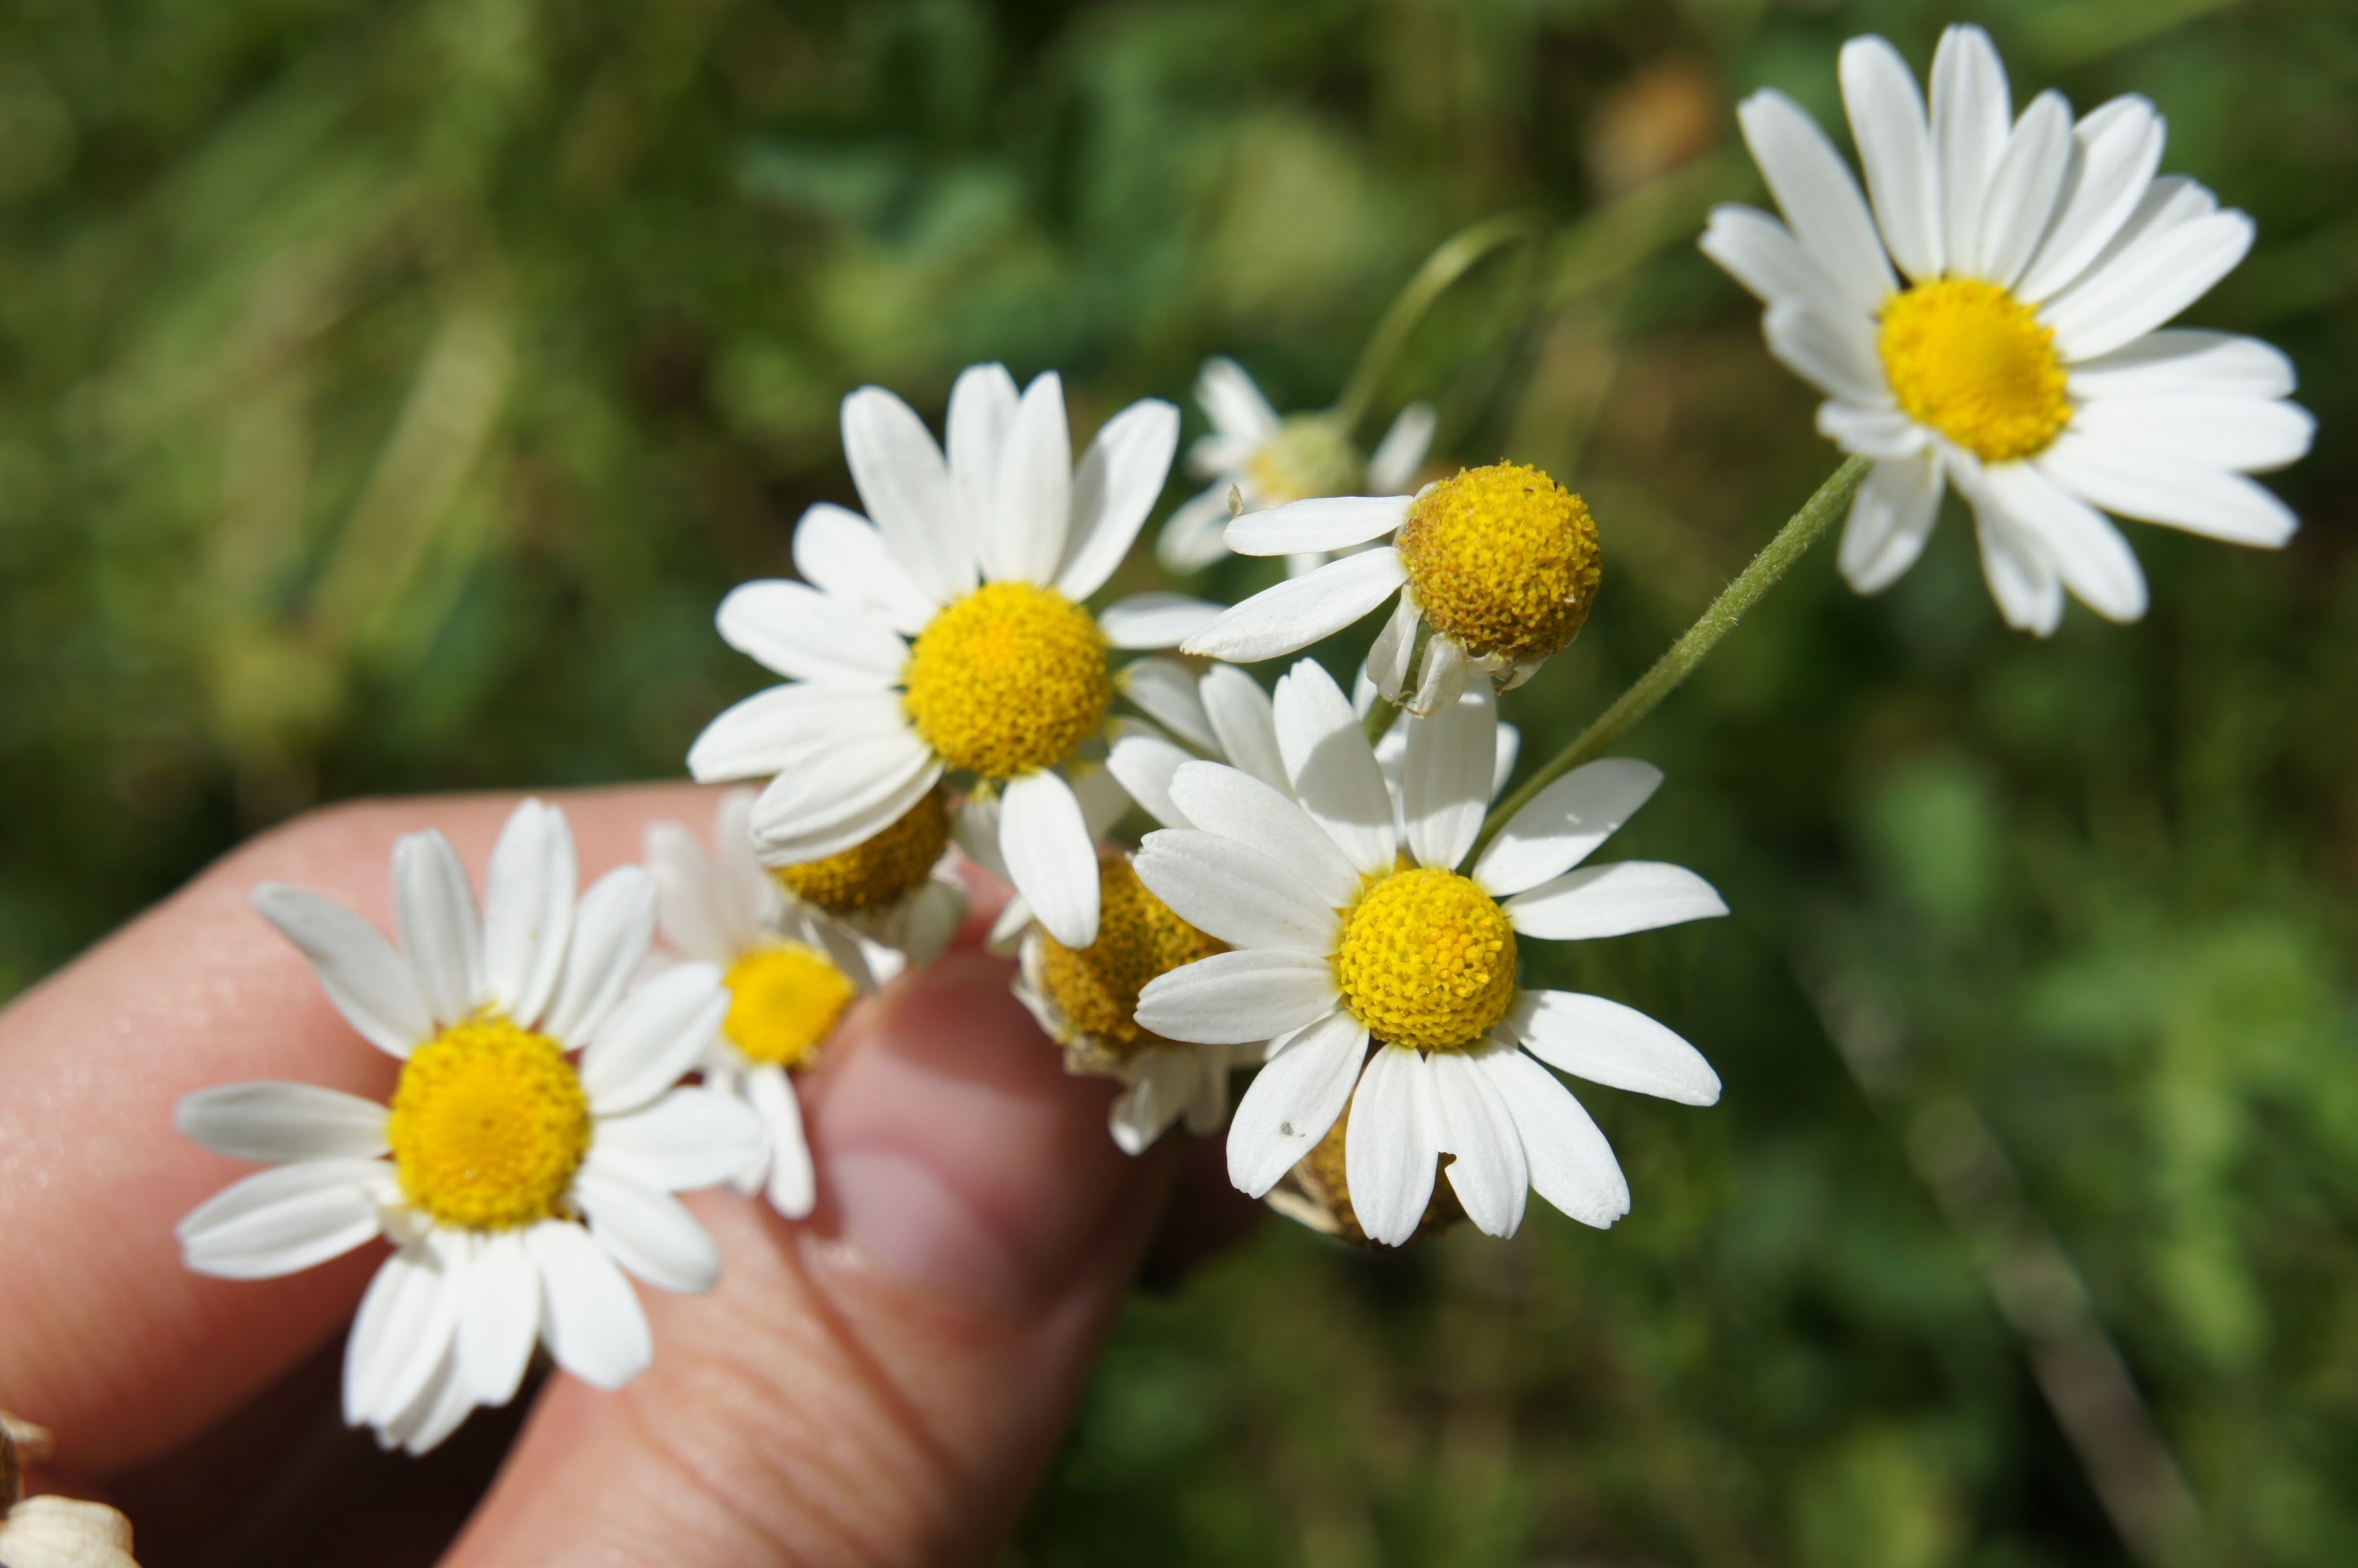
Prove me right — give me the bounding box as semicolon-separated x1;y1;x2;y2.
1181;462;1603;716
176;800;762;1455
1702;24;2312;633
646;790;888;1218
1131;661;1727;1247
1154;356;1436;573
760;780;966;973
1;1414;138;1568
688;364;1222;950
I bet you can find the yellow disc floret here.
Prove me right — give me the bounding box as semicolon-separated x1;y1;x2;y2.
1331;866;1517;1051
721;943;857;1069
1878;278;2071;463
771;787;949;914
1037;857;1225;1056
903;582;1111;780
387;1019;592;1231
1395;463;1602;664
1248;414;1363;505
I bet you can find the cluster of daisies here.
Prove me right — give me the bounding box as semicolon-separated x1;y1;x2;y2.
171;25;2307;1460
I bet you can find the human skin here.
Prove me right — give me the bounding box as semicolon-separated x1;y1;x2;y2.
0;784;1250;1565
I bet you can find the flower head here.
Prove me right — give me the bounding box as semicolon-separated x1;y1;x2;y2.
646;790;890;1218
1155;357;1435;573
176;800;762;1454
1131;661;1727;1246
1703;25;2311;633
689;364;1221;949
1179;461;1605;715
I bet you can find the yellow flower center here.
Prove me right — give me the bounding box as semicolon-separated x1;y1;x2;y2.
1247;414;1362;505
1878;278;2072;463
903;581;1111;780
1037;857;1226;1057
1395;463;1602;664
386;1019;592;1231
1331;866;1517;1052
721;943;857;1069
771;787;950;914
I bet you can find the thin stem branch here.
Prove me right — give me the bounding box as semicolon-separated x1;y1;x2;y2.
1465;455;1869;864
1335;212;1544;439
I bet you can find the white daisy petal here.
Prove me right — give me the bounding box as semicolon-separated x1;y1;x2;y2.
1407;632;1472;717
1107;723;1195;831
1197;356;1281;443
1135;952;1340;1045
2069;329;2295;403
1133;831;1338;952
1118;656;1218;751
746;1065;816;1218
748;735;942;862
384;1346;476;1457
998;768;1101;948
525;1219;653;1391
1058;397;1181;601
1973;89;2074;286
578;962;728;1117
1839;35;1943;281
1972;499;2065;635
252;884;434;1058
1156;485;1239;573
1839;448;1945;594
2068;394;2314;474
2043;209;2254;363
2016;96;2165;303
1226;1013;1366;1194
843;385;972;601
178;1082;389;1163
1200;664;1290;793
1099;592;1225;650
1931;24;2012;274
178;1158;389;1280
991;372;1075;585
1474;759;1663;898
1764;304;1889;407
900;876;967;969
1978;462;2148;623
1226;495;1410;557
1180;547;1408;663
1368;403;1436;492
1816;402;1929;460
1699;205;1854;320
715;580;910;685
1364;592;1421;700
344;1241;460;1426
481;800;578;1029
1505;861;1730;941
643;822;736;967
1108;1049;1195;1156
1479;1048;1630;1229
1428;1046;1530;1239
542;866;660;1049
2038;434;2297;548
1165;761;1362;906
1403;682;1496;871
1274;658;1398;875
685;682;910;785
458;1230;539;1407
1506;991;1722;1105
392;831;482;1028
1735;89;1898;317
575;1165;721;1294
1344;1044;1441;1247
594;1086;766;1192
948;362;1020;559
2;1496;140;1565
792;502;939;637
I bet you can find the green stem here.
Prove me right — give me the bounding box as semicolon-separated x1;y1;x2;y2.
1362;693;1401;745
1335;212;1544;439
1464;455;1869;866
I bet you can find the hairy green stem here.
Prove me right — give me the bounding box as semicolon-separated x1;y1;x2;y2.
1464;455;1869;865
1335;212;1544;439
1361;693;1401;745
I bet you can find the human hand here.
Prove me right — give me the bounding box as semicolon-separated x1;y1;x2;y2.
0;785;1254;1566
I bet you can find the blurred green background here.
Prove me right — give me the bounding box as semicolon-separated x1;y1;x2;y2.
4;0;2354;1562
